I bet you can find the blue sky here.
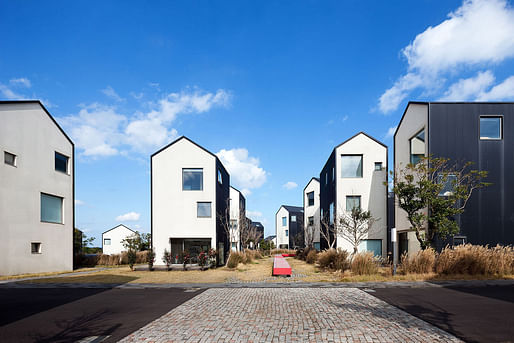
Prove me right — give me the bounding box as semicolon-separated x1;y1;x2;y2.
2;0;514;244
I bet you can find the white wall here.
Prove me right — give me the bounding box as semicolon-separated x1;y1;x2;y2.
335;133;388;256
229;187;242;251
275;206;290;248
0;102;73;275
102;225;135;255
303;178;320;246
152;138;217;265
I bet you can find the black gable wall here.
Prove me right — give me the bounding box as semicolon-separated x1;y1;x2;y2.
319;150;336;250
215;159;230;264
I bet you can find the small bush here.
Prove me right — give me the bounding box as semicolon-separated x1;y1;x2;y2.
318;249;350;271
227;252;244;268
306;249;318;264
351;252;379;275
401;248;436;274
436;244;514;275
146;248;156;271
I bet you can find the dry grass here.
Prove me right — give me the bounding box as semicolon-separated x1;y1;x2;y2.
0;268;99;281
351;252;379;275
400;248;436;274
436;244;514;275
317;249;350;271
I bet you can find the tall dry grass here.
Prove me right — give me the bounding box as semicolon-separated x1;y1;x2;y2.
351;252;379;275
317;248;350;271
400;248;436;274
75;251;148;267
226;250;265;268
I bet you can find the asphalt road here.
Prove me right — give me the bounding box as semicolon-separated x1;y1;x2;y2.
0;287;204;343
371;285;514;343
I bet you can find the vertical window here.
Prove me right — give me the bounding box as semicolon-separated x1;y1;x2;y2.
4;151;16;167
55;152;69;174
197;202;212;217
31;242;42;254
291;215;296;222
480;116;502;140
341;155;363;178
285;230;289;237
332;167;334;181
308;216;314;226
217;169;223;184
346;196;361;211
374;162;382;171
438;174;457;197
307;192;315;206
104;238;111;245
183;168;203;190
282;216;287;226
329;202;334;224
41;193;63;224
325;172;328;185
410;129;425;165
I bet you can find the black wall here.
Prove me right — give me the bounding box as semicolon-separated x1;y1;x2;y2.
215;159;230;264
428;103;514;248
288;210;304;249
319;150;336;250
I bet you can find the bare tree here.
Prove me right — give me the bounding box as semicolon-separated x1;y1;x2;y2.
217;199;237;256
320;217;337;249
304;224;315;248
338;207;377;255
240;218;263;249
291;227;304;249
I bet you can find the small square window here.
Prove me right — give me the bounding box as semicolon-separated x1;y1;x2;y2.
374;162;382;171
55;152;69;174
282;216;287;226
291;215;296;222
346;196;361;211
31;242;42;254
285;230;289;237
197;202;212;217
308;216;314;226
104;238;111;245
4;151;16;167
480;116;502;140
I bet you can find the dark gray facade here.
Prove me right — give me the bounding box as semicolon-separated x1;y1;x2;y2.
215;158;231;264
319;150;336;250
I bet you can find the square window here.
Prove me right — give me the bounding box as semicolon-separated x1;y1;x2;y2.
104;238;111;245
480;116;502;140
341;155;363;178
4;151;16;166
308;216;314;226
291;215;296;222
55;152;69;174
183;169;203;190
346;196;361;211
197;202;211;217
282;216;287;226
217;169;223;184
307;192;315;206
285;229;288;237
31;242;42;254
41;193;63;224
374;162;382;171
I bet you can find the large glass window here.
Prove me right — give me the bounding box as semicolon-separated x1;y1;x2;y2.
197;202;211;217
480;116;502;139
4;151;16;167
307;192;314;206
346;196;361;211
410;129;425;164
41;193;63;223
282;216;287;226
341;155;363;178
183;168;203;190
55;152;69;174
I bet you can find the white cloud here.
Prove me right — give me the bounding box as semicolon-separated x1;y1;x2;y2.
440;70;495;101
10;78;31;88
0;84;24;99
115;212;140;221
379;0;514;113
282;181;298;190
246;210;263;219
216;148;267;192
343;115;349;121
0;77;32;100
476;75;514;100
384;126;397;140
102;86;124;102
75;199;85;206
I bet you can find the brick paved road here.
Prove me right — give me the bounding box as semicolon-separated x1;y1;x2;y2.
119;288;461;343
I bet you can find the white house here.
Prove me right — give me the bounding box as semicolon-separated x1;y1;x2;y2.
303;177;321;250
229;186;245;251
0;101;74;276
319;132;387;256
151;136;230;266
102;224;136;255
275;205;304;249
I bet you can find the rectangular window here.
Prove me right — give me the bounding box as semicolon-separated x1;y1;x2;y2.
217;169;223;184
31;242;42;254
282;216;287;226
358;239;382;257
325;172;328;185
453;236;467;246
438;174;457;197
410;129;425;164
329;202;334;224
332;167;334;181
341;155;363;178
307;191;315;206
346;196;361;211
104;238;111;245
308;216;314;226
197;202;212;217
55;152;69;174
183;168;203;190
41;193;63;224
291;215;296;222
480;116;502;140
285;229;288;237
4;151;16;167
374;162;382;171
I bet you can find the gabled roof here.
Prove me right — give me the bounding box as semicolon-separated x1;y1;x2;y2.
303;177;320;193
334;131;387;149
102;224;136;235
0;100;74;146
251;221;264;228
280;205;304;213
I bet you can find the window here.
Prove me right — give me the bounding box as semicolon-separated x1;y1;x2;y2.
307;191;315;206
358;239;382;257
4;151;16;167
197;202;211;217
374;162;382;171
346;196;361;211
341;155;363;178
282;216;287;226
332;167;334;181
41;193;63;224
104;238;111;245
329;202;334;224
183;168;203;190
410;129;425;164
438;174;457;197
480;116;502;140
308;216;314;226
325;172;328;185
217;169;223;184
453;236;467;246
31;242;42;254
291;215;296;222
55;152;69;174
285;230;288;237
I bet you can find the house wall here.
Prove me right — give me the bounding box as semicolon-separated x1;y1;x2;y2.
152;138;217;266
288;210;304;249
319;151;336;250
304;179;320;248
275;207;290;249
335;133;388;256
215;158;230;263
229;187;241;251
0;102;73;275
102;225;135;255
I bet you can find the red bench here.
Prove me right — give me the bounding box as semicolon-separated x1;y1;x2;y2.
281;253;295;257
272;255;292;276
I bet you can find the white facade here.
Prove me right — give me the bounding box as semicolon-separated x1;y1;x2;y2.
303;178;320;249
102;224;135;255
276;206;290;249
275;205;303;249
229;186;245;251
0;101;74;276
152;136;229;266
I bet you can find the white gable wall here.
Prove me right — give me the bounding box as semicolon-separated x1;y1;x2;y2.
102;225;135;255
303;179;320;247
275;206;290;248
229;187;241;251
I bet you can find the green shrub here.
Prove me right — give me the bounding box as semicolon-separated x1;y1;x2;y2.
351;252;379;275
400;248;436;274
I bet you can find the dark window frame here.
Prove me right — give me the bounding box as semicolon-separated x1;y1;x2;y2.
31;242;42;254
307;191;315;206
409;128;425;165
55;151;69;174
346;195;361;211
4;151;17;167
